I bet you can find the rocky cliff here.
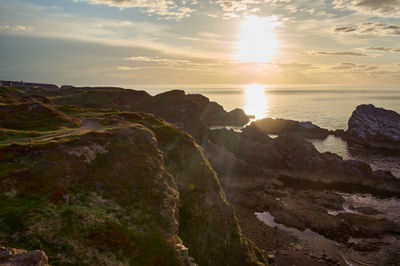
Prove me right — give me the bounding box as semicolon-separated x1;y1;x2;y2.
0;86;264;265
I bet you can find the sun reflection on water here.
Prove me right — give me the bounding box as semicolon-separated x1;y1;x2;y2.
244;84;268;120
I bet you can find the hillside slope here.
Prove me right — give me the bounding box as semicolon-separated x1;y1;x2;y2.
0;97;264;265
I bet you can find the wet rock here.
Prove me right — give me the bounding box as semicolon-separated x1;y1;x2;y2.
209;127;400;195
346;104;400;150
350;206;383;215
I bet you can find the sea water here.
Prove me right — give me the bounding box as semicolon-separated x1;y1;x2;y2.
128;84;400;177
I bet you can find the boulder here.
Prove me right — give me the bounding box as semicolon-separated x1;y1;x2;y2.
0;246;49;266
251;118;330;139
346;104;400;150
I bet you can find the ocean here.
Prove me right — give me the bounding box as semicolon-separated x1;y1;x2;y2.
129;84;400;177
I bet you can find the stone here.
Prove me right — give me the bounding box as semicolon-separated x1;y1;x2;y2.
346;104;400;150
0;246;49;266
267;254;275;262
251;118;330;139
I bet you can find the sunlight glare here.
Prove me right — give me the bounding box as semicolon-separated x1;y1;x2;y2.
244;84;268;120
236;16;279;63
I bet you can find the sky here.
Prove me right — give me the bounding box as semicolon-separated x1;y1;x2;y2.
1;0;400;85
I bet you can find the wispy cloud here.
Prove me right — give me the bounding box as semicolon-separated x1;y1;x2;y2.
0;2;228;60
126;56;191;65
307;51;368;56
333;0;400;18
73;0;194;20
363;47;400;53
216;0;290;18
331;62;378;70
334;22;400;36
0;25;34;31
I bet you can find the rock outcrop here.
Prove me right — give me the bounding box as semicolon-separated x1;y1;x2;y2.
346;104;400;150
0;246;48;266
207;127;400;195
46;86;251;141
251;117;330;139
0;109;263;265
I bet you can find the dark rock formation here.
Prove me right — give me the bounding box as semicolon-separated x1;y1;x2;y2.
346;104;400;150
48;87;250;142
0;246;49;266
207;127;400;195
251;118;330;139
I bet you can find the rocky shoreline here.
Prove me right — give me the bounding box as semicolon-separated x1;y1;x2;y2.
1;81;400;265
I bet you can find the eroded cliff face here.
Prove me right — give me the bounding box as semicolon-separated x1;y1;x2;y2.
0;101;263;265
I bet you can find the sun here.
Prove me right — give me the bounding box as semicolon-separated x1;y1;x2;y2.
236;16;279;63
244;84;268;120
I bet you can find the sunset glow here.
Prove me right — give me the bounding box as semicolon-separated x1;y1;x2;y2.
244;84;268;119
236;16;279;64
1;0;400;84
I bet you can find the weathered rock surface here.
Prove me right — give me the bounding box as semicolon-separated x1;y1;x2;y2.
45;86;251;141
0;246;48;266
0;110;263;265
251;117;330;139
207;127;400;195
346;104;400;150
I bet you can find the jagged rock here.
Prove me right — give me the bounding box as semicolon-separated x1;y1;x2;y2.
0;246;48;266
251;117;296;134
208;128;400;195
346;104;400;150
49;87;250;142
251;117;330;139
224;108;250;126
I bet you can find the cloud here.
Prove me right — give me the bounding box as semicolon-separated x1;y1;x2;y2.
275;62;316;70
0;2;228;61
331;62;378;70
73;0;194;20
126;56;191;65
216;0;290;18
117;66;133;71
363;47;400;52
334;22;400;36
307;51;368;56
0;25;34;31
333;0;400;18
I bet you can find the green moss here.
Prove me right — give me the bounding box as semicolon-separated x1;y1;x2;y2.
0;103;81;131
0;109;263;265
55;105;116;119
0;129;42;142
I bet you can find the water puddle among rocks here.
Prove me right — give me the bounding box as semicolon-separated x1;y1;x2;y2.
334;192;400;224
255;211;400;266
311;135;400;179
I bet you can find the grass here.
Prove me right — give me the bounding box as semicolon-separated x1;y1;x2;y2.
0;103;81;131
0;89;264;265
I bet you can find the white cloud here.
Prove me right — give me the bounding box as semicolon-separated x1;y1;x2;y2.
0;25;34;31
126;56;191;65
216;0;290;18
333;0;400;18
73;0;194;20
306;51;369;56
